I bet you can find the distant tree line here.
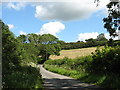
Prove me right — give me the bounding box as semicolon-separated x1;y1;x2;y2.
60;33;120;50
60;33;108;50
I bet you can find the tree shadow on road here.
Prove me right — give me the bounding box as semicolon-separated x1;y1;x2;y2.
43;78;102;90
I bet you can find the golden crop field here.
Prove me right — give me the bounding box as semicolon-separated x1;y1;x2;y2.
50;47;99;60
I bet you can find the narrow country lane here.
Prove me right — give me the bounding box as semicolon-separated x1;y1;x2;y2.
40;65;100;90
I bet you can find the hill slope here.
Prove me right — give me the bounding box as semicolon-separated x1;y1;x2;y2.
50;47;97;59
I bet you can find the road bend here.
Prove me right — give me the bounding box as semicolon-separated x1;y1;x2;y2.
40;65;100;90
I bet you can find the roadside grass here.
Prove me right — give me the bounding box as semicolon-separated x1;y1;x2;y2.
44;64;83;78
50;47;98;59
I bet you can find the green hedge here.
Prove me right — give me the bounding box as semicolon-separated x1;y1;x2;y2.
89;46;120;74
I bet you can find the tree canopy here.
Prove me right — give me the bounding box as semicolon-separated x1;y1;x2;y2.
17;33;61;63
97;33;107;41
96;0;120;37
37;34;61;63
103;1;120;37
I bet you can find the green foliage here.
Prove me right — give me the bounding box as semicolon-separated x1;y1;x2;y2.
89;46;120;74
17;33;62;64
44;55;92;72
45;57;68;66
99;73;120;88
103;1;120;37
85;38;98;47
60;33;108;50
97;33;107;41
28;33;40;44
61;37;108;50
44;64;84;79
17;35;27;43
2;20;43;88
2;20;21;75
2;19;63;88
113;40;120;46
39;34;58;44
21;43;39;64
38;34;61;63
3;66;43;89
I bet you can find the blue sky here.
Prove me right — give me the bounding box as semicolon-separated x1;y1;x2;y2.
2;1;114;42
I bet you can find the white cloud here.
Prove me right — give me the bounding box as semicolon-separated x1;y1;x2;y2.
7;2;27;10
5;1;110;21
114;30;120;40
104;30;120;40
39;21;65;36
77;32;120;42
77;32;99;42
104;33;111;40
19;31;27;35
35;0;110;21
7;24;14;29
118;30;120;40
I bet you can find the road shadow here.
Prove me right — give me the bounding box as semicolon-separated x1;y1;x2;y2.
43;78;102;90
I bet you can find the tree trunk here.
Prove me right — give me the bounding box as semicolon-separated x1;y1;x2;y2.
41;53;50;64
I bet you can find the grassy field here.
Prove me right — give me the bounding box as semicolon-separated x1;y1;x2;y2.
50;47;97;59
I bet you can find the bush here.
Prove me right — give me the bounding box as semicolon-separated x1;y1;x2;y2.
45;56;92;72
89;46;120;74
113;40;120;46
45;57;68;66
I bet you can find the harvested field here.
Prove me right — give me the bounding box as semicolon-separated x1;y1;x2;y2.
50;47;98;59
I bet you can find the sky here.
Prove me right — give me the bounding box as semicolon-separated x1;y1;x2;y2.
1;0;119;42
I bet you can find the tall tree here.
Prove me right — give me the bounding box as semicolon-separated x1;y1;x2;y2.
38;34;61;63
85;38;98;47
1;20;21;87
17;34;27;43
97;33;107;41
95;0;120;37
27;33;40;44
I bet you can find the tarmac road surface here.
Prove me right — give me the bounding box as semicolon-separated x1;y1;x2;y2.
40;65;100;90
